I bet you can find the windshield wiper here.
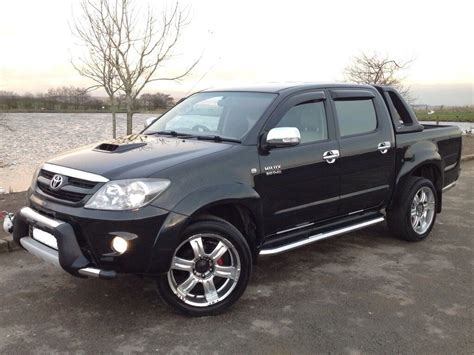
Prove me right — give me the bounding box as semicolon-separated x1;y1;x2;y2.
196;135;241;143
149;130;195;137
149;131;241;143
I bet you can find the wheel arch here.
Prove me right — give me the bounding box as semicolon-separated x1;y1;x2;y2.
191;202;262;260
392;143;443;212
409;163;443;213
147;183;263;274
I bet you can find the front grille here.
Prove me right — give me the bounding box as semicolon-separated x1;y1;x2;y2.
38;183;86;202
68;177;97;189
39;170;97;189
41;170;54;179
37;168;100;204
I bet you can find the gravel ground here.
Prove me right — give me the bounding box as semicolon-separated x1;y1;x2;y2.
463;134;474;155
0;162;472;354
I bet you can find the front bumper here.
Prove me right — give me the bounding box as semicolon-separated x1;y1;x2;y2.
11;184;190;276
13;207;116;279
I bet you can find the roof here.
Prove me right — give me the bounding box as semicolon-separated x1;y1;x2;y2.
201;82;375;93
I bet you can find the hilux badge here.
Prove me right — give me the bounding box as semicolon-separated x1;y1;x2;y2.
50;174;64;190
264;165;282;175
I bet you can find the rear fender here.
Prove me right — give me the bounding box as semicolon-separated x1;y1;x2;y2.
391;141;443;210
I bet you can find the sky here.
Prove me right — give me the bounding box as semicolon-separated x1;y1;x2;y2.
0;0;473;105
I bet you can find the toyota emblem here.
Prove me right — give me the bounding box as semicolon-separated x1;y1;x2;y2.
50;174;64;190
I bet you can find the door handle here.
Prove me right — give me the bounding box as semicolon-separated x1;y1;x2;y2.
377;141;391;154
323;150;340;164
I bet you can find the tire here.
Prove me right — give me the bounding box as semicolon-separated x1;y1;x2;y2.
387;176;438;242
156;217;252;316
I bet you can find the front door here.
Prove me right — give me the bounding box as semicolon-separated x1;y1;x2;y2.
255;91;341;236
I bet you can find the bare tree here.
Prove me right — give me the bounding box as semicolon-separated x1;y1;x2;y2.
72;0;199;135
344;52;413;101
72;49;122;137
72;3;123;138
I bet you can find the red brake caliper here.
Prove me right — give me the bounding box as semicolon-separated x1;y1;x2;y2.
217;257;224;266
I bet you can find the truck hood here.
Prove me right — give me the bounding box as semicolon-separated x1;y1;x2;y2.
46;135;233;180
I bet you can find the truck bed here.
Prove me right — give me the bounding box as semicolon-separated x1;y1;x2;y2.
396;124;462;188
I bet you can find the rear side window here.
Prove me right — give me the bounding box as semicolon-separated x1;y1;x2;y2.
276;101;328;144
388;91;414;125
335;99;377;137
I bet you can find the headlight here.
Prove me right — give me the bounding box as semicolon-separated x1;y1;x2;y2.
85;179;170;210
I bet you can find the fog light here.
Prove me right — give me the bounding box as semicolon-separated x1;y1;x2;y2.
112;236;128;254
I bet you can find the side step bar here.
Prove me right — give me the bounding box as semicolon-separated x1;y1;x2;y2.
442;181;456;192
259;216;385;256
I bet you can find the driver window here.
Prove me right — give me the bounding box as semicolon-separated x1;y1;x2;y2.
276;101;328;144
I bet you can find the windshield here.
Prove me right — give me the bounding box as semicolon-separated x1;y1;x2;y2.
144;91;277;140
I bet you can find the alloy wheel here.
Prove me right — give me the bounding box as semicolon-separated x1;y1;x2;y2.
167;233;241;307
410;186;436;235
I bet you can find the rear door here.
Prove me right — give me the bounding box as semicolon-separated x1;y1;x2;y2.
329;89;396;215
255;91;341;236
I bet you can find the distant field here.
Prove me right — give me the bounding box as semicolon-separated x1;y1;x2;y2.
415;110;474;122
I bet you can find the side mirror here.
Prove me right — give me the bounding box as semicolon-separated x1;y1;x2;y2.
264;127;301;148
144;114;162;129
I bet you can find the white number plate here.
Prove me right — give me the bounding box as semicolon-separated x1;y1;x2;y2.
32;228;58;250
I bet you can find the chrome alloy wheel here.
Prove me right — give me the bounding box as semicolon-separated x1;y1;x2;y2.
410;186;436;235
167;234;241;307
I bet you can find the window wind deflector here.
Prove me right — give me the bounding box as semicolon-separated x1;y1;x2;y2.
330;89;375;100
290;91;326;103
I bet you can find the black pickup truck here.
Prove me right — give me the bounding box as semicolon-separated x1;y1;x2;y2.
4;83;462;316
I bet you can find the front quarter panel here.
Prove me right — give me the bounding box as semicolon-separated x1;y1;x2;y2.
146;145;263;274
172;183;261;217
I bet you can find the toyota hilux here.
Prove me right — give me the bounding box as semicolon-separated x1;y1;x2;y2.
4;83;462;316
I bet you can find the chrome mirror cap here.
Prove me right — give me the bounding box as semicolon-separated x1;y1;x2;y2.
265;127;301;148
144;114;161;129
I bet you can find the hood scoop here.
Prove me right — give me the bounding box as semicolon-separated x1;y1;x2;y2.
94;142;147;153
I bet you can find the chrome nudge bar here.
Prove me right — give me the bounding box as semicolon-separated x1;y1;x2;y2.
14;207;116;279
21;206;63;229
20;237;60;267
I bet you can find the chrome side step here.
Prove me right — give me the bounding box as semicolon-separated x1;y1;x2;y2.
78;267;117;280
259;216;385;256
442;181;456;192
